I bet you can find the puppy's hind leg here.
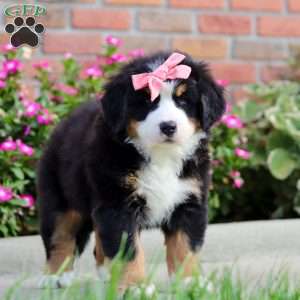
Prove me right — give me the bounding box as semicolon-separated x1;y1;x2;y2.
39;210;83;288
94;228;110;281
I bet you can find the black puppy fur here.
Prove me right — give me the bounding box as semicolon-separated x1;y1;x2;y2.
37;51;225;271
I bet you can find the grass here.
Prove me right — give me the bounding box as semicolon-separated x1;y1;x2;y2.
2;266;300;300
2;242;300;300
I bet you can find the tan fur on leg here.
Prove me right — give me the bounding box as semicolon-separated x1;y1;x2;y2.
94;229;105;266
46;210;82;274
98;234;145;288
120;234;145;287
165;231;199;277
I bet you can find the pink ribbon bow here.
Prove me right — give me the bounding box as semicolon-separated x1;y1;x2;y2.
131;52;192;101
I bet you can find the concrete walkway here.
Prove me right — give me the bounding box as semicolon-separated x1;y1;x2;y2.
0;220;299;297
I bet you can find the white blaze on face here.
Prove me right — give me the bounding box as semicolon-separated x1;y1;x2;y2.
135;82;196;152
129;81;206;226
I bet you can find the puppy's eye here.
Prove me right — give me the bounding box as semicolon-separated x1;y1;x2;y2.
175;98;187;107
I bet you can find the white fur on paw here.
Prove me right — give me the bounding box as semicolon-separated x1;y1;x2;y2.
38;274;60;289
58;271;75;287
182;276;214;293
144;283;156;297
128;283;156;298
97;266;111;282
38;271;75;289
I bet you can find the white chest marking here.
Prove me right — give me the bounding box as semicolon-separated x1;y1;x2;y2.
135;138;202;226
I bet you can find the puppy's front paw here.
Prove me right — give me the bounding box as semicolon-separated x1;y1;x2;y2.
182;275;214;293
125;283;157;299
97;266;111;282
38;271;75;289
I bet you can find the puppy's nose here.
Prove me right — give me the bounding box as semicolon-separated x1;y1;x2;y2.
159;121;177;137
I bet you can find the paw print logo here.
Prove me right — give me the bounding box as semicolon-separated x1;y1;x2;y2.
5;16;45;48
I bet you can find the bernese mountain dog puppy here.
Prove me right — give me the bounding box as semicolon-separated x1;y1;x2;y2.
37;52;225;288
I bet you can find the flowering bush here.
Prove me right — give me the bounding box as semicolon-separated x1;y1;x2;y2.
0;39;250;236
0;39;145;236
209;88;252;221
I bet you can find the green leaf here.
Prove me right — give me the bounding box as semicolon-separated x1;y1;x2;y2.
239;101;267;122
11;167;24;180
8;199;26;206
267;148;297;180
267;131;296;152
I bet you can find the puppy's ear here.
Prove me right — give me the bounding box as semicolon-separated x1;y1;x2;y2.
101;74;129;138
194;64;226;131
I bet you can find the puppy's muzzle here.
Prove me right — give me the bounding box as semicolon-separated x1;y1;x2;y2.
159;121;177;137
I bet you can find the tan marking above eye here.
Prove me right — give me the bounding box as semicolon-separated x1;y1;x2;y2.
175;83;187;97
125;173;138;188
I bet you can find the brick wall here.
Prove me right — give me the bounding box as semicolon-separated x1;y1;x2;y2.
2;0;300;100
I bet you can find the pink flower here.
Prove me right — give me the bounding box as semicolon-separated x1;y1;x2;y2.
23;101;41;117
19;194;35;208
16;140;34;156
21;98;31;107
23;126;31;136
0;185;13;202
129;48;145;58
233;178;244;189
212;159;221;167
3;59;22;74
0;139;17;151
235;148;251;160
33;60;50;71
230;170;241;178
216;79;229;87
0;70;8;80
0;80;6;89
106;54;128;65
85;66;103;78
221;115;243;129
37;109;53;125
105;35;122;47
1;44;15;53
225;102;232;114
55;83;78;96
64;52;73;59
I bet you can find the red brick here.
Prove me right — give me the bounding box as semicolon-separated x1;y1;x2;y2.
260;65;287;82
234;41;286;60
35;6;66;28
170;0;224;9
198;15;251;35
172;37;228;59
230;86;250;102
139;12;191;32
72;9;130;30
0;34;9;45
211;63;256;84
288;0;300;12
258;16;300;37
231;0;283;12
105;0;161;5
43;33;101;54
117;35;167;53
